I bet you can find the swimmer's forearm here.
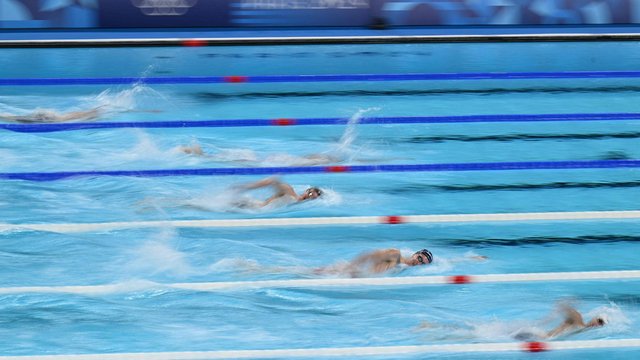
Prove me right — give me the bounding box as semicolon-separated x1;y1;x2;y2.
546;323;570;338
243;177;280;190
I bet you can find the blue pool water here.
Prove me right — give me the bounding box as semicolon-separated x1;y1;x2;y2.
0;42;639;359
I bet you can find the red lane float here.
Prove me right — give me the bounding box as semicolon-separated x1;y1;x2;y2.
382;215;405;224
271;118;296;126
223;75;248;83
325;166;350;172
523;341;548;352
448;275;473;284
181;39;207;47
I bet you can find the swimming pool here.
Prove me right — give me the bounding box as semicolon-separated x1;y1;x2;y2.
0;41;639;359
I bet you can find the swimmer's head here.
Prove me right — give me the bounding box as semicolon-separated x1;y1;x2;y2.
410;249;433;266
587;316;607;327
301;187;322;201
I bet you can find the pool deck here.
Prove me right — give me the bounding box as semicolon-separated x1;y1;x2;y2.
1;25;640;46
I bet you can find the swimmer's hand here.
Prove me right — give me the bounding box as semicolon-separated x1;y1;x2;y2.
449;255;489;264
470;255;488;261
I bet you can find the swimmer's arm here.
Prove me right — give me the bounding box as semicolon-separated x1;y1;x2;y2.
546;323;571;338
242;177;297;197
352;249;401;273
260;194;280;207
375;249;402;264
449;255;488;263
351;249;399;265
546;306;586;338
241;177;279;190
302;154;341;165
57;108;102;122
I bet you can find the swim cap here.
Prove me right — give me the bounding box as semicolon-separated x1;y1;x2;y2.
308;187;322;197
417;249;433;264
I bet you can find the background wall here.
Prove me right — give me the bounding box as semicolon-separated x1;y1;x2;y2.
0;0;638;29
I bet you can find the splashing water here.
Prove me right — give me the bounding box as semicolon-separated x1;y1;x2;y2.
330;107;380;158
116;130;166;162
87;83;169;114
207;258;264;275
262;107;379;166
1;80;167;121
179;185;263;213
587;302;632;334
123;228;195;278
80;65;171;115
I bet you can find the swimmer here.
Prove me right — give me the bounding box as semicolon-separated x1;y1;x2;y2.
0;106;161;124
178;143;341;166
316;248;433;277
0;107;106;123
235;176;322;207
510;303;606;341
418;303;607;341
544;303;607;338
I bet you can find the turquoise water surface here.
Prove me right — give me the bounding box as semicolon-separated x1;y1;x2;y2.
0;42;639;359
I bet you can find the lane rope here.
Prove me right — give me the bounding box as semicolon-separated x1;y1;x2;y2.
0;270;638;295
2;210;639;233
2;160;640;181
0;339;638;359
2;33;640;48
4;70;640;86
3;113;640;133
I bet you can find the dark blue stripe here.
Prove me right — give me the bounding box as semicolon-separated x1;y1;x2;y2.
0;77;227;86
4;71;640;86
2;113;640;133
2;160;639;181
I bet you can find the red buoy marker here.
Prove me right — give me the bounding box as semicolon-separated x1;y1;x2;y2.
382;216;404;224
448;275;472;284
271;118;296;126
223;76;248;83
325;166;350;173
182;39;207;47
523;341;548;352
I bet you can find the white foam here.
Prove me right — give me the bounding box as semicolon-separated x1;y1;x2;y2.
321;107;379;163
587;302;632;334
123;229;195;278
180;186;265;213
305;186;342;207
206;257;270;276
114;130;168;162
84;82;169;115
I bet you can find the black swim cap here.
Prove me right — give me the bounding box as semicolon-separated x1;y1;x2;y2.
309;187;322;196
417;249;433;264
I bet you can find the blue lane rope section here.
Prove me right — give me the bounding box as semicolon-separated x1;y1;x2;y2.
2;160;639;181
2;113;640;133
4;71;640;86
